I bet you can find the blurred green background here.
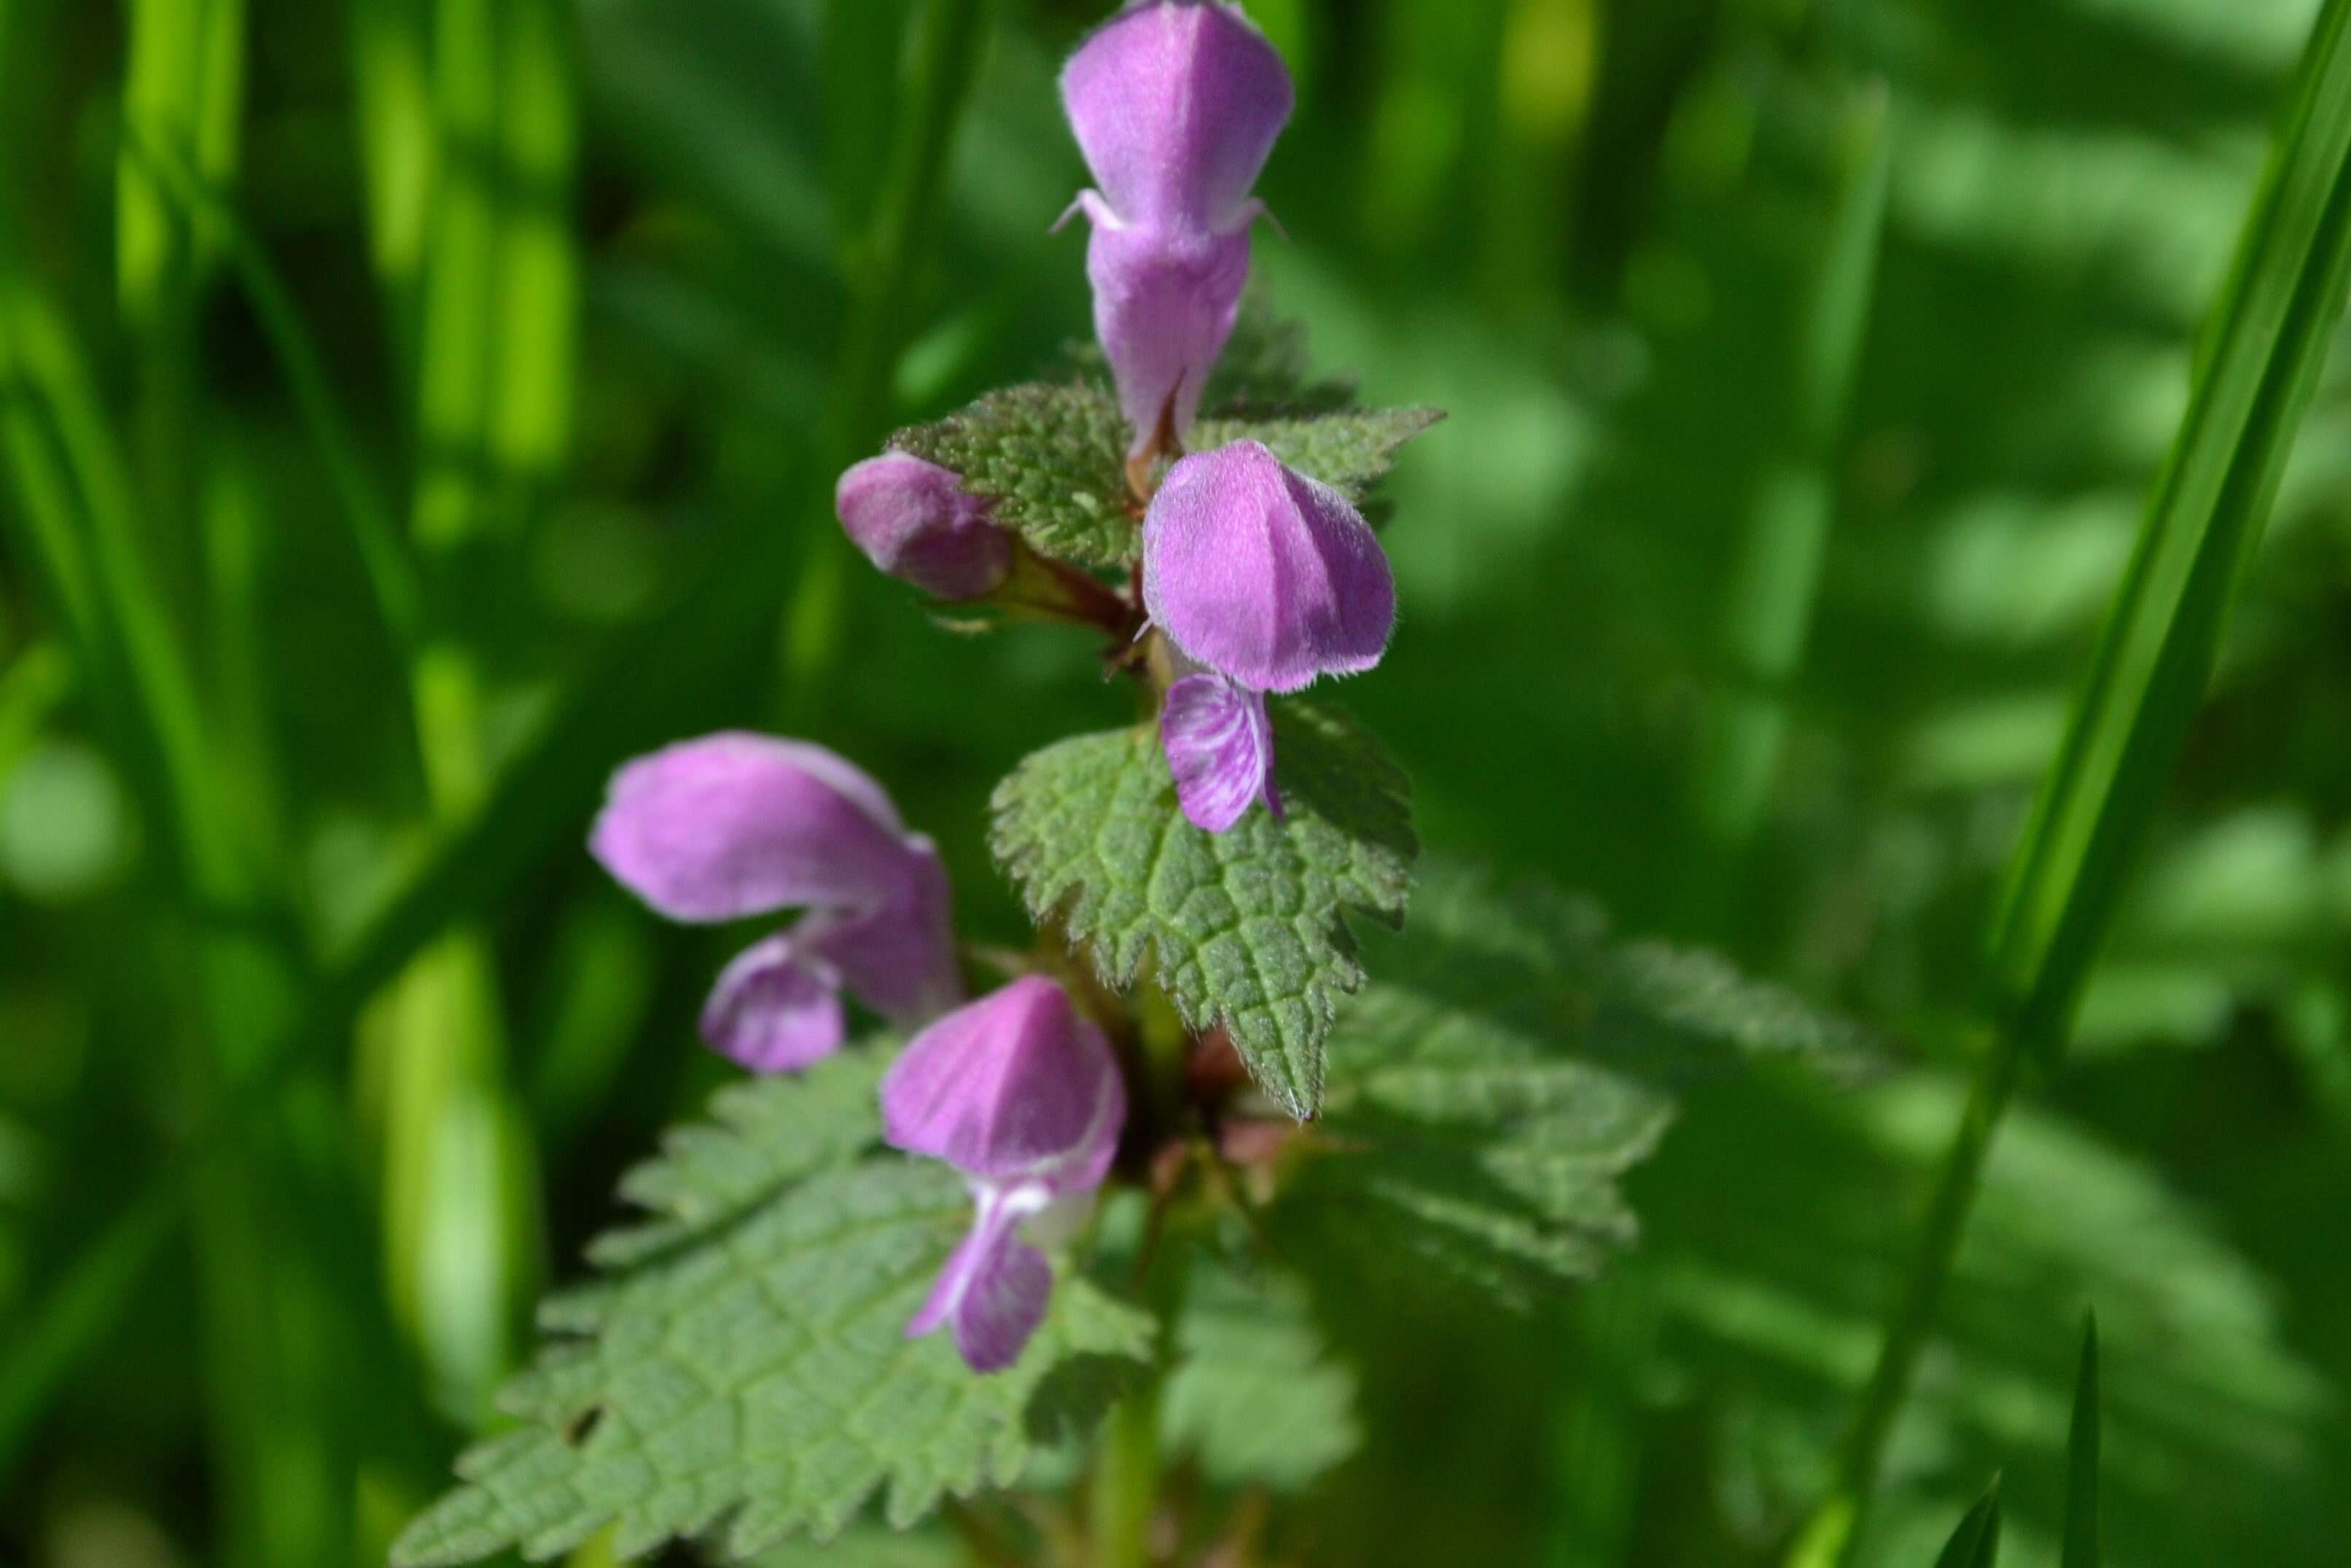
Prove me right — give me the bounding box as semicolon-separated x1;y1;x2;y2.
2;0;2348;1564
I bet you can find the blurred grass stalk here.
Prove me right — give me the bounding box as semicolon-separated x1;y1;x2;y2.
1685;83;1887;862
1790;1;2351;1561
781;0;988;704
0;0;986;1518
118;9;371;1566
355;0;581;1433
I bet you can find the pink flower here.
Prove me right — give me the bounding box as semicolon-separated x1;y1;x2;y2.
1060;1;1293;455
591;733;962;1071
1143;441;1395;830
880;975;1126;1373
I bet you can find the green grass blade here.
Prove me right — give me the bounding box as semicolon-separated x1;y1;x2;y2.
782;0;987;698
119;127;424;645
350;0;435;294
0;1185;179;1478
0;0;990;1470
1988;0;2351;1066
118;0;243;327
1688;83;1889;854
1796;3;2351;1561
2062;1312;2102;1568
1931;1482;2001;1568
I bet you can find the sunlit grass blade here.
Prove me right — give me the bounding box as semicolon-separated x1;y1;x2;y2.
118;0;242;327
1987;0;2351;1068
0;0;990;1475
372;0;585;1427
1931;1481;2001;1568
2063;1312;2102;1568
1796;1;2351;1560
350;0;436;297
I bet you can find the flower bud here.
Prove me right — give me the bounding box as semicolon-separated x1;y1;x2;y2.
1143;440;1394;693
1061;1;1295;454
881;975;1126;1372
591;733;964;1072
835;453;1013;601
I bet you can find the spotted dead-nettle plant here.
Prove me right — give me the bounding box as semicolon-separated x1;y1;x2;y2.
391;6;1863;1563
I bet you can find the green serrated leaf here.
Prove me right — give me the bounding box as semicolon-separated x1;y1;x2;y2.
746;1522;959;1568
889;381;1137;568
1159;1259;1359;1491
1933;1483;2003;1568
1285;859;1867;1301
1190;406;1443;502
991;706;1415;1120
390;1053;1154;1567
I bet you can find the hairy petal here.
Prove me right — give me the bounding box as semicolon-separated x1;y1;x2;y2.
906;1185;1053;1374
1143;440;1396;693
809;838;966;1025
1085;219;1252;456
1161;672;1277;832
698;932;846;1073
1060;0;1293;233
590;732;916;923
880;975;1126;1190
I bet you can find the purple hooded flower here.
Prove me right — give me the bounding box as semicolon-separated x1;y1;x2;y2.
881;975;1126;1373
1142;440;1394;830
836;453;1013;601
591;733;963;1072
1061;1;1294;455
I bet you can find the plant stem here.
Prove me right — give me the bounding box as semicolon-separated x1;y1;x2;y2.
1091;1382;1163;1568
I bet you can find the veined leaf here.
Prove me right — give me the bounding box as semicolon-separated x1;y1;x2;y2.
991;706;1415;1120
1284;859;1865;1300
1189;407;1443;502
889;381;1136;568
390;1052;1153;1566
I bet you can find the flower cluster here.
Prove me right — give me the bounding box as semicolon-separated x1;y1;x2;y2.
597;0;1399;1376
837;0;1396;834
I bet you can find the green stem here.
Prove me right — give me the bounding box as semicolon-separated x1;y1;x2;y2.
1090;1382;1163;1568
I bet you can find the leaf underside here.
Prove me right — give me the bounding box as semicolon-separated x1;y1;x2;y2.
990;705;1416;1120
391;1052;1153;1567
1287;859;1871;1301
